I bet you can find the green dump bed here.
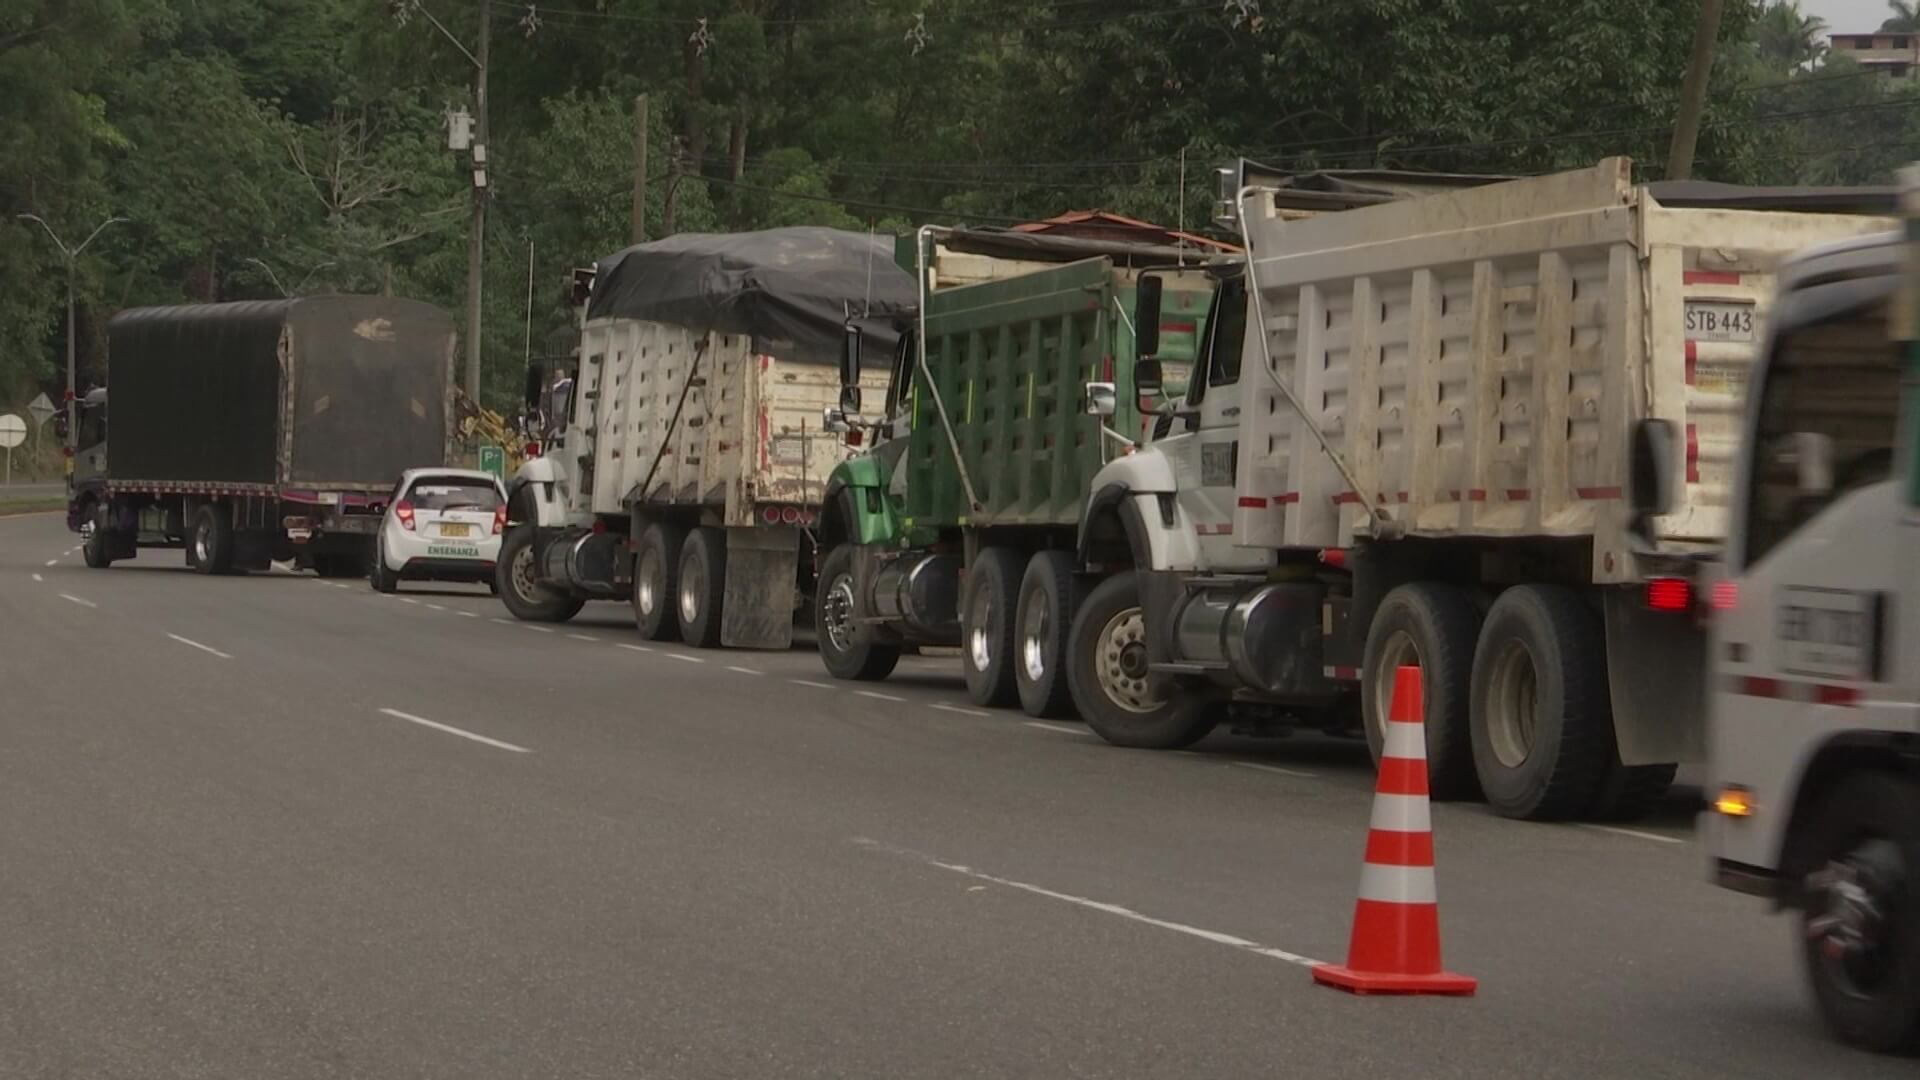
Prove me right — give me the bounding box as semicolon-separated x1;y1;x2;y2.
900;257;1210;530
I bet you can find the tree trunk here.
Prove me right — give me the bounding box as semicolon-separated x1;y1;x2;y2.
683;40;708;174
728;115;747;181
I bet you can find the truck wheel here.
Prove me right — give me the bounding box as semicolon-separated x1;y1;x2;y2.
815;543;899;681
1469;585;1612;820
1361;583;1481;801
496;524;584;623
190;504;234;575
961;547;1024;708
677;527;727;648
632;522;684;641
1589;758;1677;822
1800;772;1920;1053
1066;570;1217;749
1014;551;1082;718
369;538;400;594
82;502;114;569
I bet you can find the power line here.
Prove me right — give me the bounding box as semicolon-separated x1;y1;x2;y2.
696;174;1031;225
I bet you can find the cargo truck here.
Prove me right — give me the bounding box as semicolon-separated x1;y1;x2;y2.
812;228;1218;714
1065;158;1893;822
497;228;913;648
67;297;455;575
1682;198;1916;1052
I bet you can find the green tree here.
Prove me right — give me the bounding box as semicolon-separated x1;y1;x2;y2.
1755;2;1828;73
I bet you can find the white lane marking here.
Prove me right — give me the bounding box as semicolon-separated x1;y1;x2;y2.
44;559;57;567
857;690;906;702
1233;761;1318;779
166;633;232;660
790;679;835;690
401;598;420;605
618;643;653;654
931;703;989;717
726;665;763;675
568;633;600;642
853;838;1322;968
58;593;96;609
1580;823;1687;846
457;611;479;618
523;625;555;634
666;652;705;663
31;573;42;582
1024;721;1082;735
426;604;447;611
490;618;515;625
377;708;530;754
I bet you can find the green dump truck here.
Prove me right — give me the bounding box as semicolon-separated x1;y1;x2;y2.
811;227;1220;715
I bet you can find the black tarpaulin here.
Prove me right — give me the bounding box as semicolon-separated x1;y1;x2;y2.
585;227;916;358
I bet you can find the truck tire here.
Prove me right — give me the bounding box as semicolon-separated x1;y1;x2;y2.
1360;583;1481;801
631;522;684;641
815;543;900;681
496;524;584;623
1067;570;1217;749
1469;585;1612;820
369;537;400;594
1589;758;1677;822
1800;772;1920;1054
1014;551;1082;718
190;504;234;575
677;527;727;648
82;502;113;569
961;547;1024;708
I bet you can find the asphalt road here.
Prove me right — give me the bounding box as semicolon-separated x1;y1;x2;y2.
0;510;1901;1079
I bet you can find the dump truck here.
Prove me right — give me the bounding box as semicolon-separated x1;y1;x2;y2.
67;297;456;575
1680;196;1916;1052
1064;158;1894;822
812;228;1219;715
497;228;914;649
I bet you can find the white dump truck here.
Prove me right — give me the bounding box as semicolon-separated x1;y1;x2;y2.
496;228;913;648
1067;158;1893;822
1677;203;1916;1051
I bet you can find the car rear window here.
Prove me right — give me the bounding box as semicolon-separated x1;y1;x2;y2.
405;477;503;511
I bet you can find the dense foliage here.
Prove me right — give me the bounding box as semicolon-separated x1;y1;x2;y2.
3;0;1916;408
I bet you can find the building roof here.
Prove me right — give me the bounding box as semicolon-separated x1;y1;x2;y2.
1009;210;1241;253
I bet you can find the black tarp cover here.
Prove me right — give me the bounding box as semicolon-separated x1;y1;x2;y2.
585;227;916;358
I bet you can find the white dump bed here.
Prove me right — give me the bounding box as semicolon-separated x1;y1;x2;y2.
577;319;889;526
1229;159;1891;582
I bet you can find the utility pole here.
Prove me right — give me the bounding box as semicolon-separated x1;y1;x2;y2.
1666;0;1725;182
18;213;126;465
465;0;491;401
631;94;649;244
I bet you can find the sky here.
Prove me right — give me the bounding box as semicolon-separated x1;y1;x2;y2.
1802;0;1903;34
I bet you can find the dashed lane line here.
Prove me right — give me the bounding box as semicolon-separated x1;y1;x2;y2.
1024;721;1082;736
1579;823;1687;846
856;690;906;703
166;633;233;660
58;593;96;609
568;633;600;643
523;625;555;634
931;703;989;718
726;665;764;676
790;679;835;690
31;572;42;582
618;643;653;654
1232;761;1319;780
666;653;705;664
44;559;57;567
377;708;530;754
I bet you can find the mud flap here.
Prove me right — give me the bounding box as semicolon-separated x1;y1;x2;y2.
1603;586;1706;766
722;525;799;649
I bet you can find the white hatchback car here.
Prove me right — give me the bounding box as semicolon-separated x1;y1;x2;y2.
370;468;507;593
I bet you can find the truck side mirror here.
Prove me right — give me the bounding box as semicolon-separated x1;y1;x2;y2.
1792;431;1835;497
1133;358;1165;401
524;364;546;413
1628;419;1676;517
1084;382;1117;417
840;323;863;413
1134;276;1163;359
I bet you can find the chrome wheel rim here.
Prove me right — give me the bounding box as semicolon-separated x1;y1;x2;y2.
1809;840;1905;1001
193;525;211;566
1485;639;1540;769
968;590;996;673
1094;606;1158;714
1371;629;1420;740
1021;589;1051;683
680;559;703;625
823;573;857;653
636;549;660;617
510;542;539;602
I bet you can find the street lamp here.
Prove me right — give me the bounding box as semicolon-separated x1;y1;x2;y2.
17;213;127;468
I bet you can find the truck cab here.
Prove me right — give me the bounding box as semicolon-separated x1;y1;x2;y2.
1675;226;1920;1052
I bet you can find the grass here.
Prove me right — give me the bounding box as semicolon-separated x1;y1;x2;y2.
0;497;63;517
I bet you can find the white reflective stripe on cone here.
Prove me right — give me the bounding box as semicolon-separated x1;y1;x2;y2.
1358;862;1439;905
1368;793;1432;834
1381;721;1427;761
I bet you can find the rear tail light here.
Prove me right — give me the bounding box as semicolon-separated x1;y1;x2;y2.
1712;581;1739;611
492;504;507;535
763;505;782;524
524;441;541;458
781;506;801;525
845;429;863;447
1645;577;1691;612
394;501;415;531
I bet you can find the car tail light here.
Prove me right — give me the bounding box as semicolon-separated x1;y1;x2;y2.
1645;577;1691;612
492;504;507;535
763;505;781;524
781;506;801;525
845;429;863;447
524;441;541;458
394;501;416;531
1712;581;1739;612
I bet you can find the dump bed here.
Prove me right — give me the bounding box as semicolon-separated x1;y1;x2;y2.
1226;159;1892;582
581;319;891;525
105;297;455;491
903;257;1214;529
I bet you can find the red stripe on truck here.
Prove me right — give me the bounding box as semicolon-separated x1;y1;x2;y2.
1685;423;1701;484
1685;340;1697;386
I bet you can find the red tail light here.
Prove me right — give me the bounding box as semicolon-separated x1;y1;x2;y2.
1645;577;1691;612
394;501;416;531
845;429;863;447
762;505;782;524
492;504;507;535
524;441;541;458
781;506;802;525
1712;580;1739;612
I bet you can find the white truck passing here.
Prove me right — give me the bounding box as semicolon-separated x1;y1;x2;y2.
1068;158;1891;822
1677;208;1916;1051
496;228;912;648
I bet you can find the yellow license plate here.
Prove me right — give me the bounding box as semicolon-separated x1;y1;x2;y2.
440;523;472;538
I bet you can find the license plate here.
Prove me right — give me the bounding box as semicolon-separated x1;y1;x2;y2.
1777;587;1879;680
1684;301;1756;343
440;523;472;538
427;543;479;558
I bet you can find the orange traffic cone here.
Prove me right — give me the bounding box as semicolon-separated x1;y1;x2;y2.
1313;664;1477;996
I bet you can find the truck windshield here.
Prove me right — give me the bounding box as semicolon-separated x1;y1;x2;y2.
1742;295;1897;568
406;477;503;511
